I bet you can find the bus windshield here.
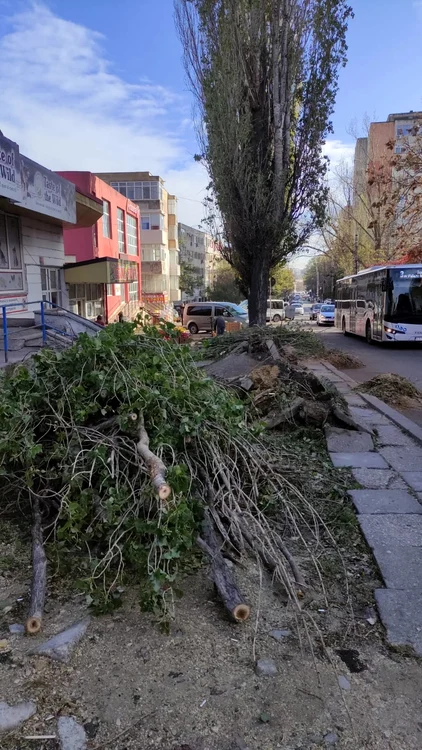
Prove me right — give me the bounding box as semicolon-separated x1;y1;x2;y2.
386;268;422;324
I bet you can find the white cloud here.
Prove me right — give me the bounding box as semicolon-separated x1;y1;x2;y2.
323;139;355;169
0;1;205;226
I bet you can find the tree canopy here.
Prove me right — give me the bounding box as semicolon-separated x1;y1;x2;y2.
175;0;353;324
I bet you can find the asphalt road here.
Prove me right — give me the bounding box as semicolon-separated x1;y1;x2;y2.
301;304;422;426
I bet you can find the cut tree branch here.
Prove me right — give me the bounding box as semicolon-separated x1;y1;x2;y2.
26;495;47;635
136;415;171;501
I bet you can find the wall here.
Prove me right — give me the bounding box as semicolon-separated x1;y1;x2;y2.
23;215;65;303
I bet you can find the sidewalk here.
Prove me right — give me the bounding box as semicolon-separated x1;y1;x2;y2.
305;359;422;656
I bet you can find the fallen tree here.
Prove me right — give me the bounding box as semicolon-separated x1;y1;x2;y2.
0;320;345;625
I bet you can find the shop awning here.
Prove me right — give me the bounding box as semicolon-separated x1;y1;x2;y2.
64;257;138;284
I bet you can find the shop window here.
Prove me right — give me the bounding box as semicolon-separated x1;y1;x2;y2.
0;212;24;293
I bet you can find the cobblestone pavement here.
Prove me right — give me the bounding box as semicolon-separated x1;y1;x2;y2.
306;360;422;656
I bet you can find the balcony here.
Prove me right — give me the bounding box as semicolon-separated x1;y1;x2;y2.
142;261;165;276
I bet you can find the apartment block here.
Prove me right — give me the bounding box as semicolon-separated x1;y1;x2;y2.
96;172;180;303
178;222;219;300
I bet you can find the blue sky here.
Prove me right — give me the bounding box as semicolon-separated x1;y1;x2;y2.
0;0;421;228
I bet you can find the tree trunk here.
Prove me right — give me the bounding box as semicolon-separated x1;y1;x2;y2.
248;255;271;326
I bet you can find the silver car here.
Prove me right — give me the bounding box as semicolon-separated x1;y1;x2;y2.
316;304;335;326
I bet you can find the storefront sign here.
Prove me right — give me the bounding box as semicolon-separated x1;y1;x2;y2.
143;293;168;305
19;156;76;224
126;200;139;218
0;133;76;224
0;134;21;202
0;295;28;313
109;260;138;283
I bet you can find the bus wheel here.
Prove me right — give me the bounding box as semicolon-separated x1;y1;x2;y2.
366;321;372;344
342;317;349;336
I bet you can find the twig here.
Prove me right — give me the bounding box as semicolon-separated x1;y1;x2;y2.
90;710;156;749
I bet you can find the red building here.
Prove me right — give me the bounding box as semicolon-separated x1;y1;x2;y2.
58;172;142;323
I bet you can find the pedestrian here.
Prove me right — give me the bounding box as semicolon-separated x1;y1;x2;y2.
215;314;226;336
118;312;124;323
96;314;105;327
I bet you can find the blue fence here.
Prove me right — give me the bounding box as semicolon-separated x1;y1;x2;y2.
1;300;77;364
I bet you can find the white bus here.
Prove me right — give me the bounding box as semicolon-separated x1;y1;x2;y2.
335;264;422;343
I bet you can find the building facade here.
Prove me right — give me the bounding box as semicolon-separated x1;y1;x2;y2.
59;172;141;323
353;111;422;262
96;172;180;303
178;222;219;301
0;133;101;322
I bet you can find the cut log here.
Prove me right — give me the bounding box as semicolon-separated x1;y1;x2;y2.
136;415;171;501
26;497;47;635
197;512;250;622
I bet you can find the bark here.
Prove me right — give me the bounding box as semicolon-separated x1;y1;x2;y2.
198;511;250;622
26;497;47;635
248;256;271;326
136;416;171;501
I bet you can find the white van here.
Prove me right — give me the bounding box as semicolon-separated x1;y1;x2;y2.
266;300;286;323
239;299;286;323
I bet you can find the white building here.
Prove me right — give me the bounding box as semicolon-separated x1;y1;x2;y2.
0;133;101;323
178;222;219;300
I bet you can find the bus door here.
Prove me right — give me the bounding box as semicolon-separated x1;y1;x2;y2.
372;273;384;340
349;281;357;333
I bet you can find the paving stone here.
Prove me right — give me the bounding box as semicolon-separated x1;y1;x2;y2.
379;446;422;473
31;617;90;663
401;473;422;492
255;657;278;676
0;700;36;733
351;468;407;490
348;489;422;515
330;452;388;469
58;716;87;750
349;407;391;425
359;514;422;549
326;428;373;453
370;544;422;589
375;589;422;655
417;494;422;503
374;424;414;447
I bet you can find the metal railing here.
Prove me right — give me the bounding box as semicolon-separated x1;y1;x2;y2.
1;300;97;364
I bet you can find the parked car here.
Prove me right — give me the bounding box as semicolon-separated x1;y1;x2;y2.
182;302;248;334
316;304;335;326
291;302;304;315
309;303;322;321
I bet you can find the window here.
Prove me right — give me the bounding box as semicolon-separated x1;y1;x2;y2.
186;305;211;316
110;181;162;201
117;208;125;253
0;213;24;293
41;267;61;306
150;214;163;230
141;215;150;231
93;223;98;248
102;200;111;238
129;280;138;302
126;215;138;256
395;145;405;155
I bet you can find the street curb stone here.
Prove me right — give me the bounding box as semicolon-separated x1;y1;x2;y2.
348;489;422;515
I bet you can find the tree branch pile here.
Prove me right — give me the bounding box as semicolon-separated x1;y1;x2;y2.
0;321;344;626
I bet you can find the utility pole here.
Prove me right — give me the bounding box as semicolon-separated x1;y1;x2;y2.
316;257;320;300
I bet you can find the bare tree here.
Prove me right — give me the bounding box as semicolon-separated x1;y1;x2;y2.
175;0;353;325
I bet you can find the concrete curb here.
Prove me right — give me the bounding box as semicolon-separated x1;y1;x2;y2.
319;360;422;448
